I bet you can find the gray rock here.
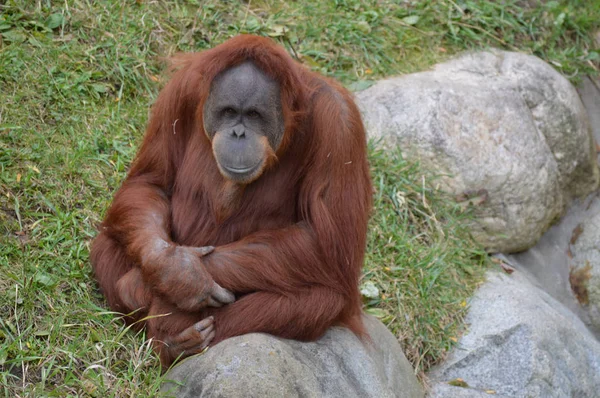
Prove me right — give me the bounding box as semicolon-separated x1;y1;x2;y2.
161;315;423;398
570;208;600;335
494;193;600;336
577;76;600;145
489;75;600;336
427;271;600;398
357;50;599;253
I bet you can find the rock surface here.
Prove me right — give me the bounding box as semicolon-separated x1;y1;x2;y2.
577;76;600;148
357;50;599;253
570;209;600;336
427;271;600;398
490;74;600;335
161;315;423;398
494;192;600;335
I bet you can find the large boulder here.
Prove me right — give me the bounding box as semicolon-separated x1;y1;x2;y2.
427;271;600;398
161;315;423;398
568;75;600;337
357;50;599;253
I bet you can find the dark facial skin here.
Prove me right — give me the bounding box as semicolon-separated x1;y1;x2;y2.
203;62;285;184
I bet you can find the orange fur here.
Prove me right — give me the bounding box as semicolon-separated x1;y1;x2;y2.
90;35;373;367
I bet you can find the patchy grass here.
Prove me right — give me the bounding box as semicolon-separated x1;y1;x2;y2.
0;0;597;395
364;147;487;373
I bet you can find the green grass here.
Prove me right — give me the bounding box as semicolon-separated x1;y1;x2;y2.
0;0;598;395
364;147;487;373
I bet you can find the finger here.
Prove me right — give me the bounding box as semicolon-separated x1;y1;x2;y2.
207;297;223;308
199;324;214;341
211;283;235;304
190;246;215;257
201;330;216;350
194;316;214;332
173;320;211;345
